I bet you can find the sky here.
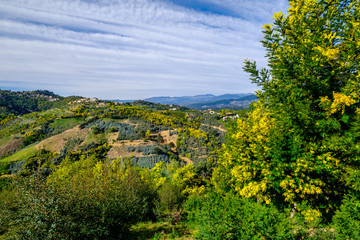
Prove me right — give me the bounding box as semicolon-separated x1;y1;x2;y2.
0;0;289;99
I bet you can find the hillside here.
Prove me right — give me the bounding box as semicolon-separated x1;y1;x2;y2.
185;94;257;110
0;90;227;177
0;90;64;115
0;90;232;239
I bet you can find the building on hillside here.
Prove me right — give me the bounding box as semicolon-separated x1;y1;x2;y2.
223;114;239;121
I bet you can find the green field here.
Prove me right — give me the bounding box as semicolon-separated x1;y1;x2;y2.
0;145;38;163
50;117;83;133
0;136;12;146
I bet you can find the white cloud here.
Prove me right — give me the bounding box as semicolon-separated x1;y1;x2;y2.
0;0;288;99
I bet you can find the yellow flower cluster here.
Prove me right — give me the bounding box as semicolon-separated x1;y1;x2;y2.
280;176;324;203
320;92;356;115
331;92;356;114
172;164;205;196
24;130;36;137
92;161;104;179
212;101;274;198
188;128;207;140
151;162;167;189
272;11;284;20
302;209;322;224
238;181;267;198
0;115;15;125
313;46;340;60
231;165;252;183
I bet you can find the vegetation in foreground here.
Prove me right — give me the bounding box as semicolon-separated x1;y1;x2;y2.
1;0;360;239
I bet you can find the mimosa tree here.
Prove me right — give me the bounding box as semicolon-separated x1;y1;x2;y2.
213;0;360;221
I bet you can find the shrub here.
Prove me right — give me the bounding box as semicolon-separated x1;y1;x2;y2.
3;158;157;240
185;191;294;240
0;186;17;237
127;146;136;152
0;162;11;175
18;150;55;177
92;125;103;134
132;155;170;169
155;182;184;223
135;145;161;155
117;124;141;140
332;196;360;240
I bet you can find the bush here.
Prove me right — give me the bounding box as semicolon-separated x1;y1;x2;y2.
92;125;104;134
332;196;360;240
0;186;17;237
185;191;294;240
0;176;12;191
132;155;170;169
127;146;136;152
18;150;55;177
2;159;157;240
117;124;141;140
135;145;161;155
155;182;184;223
0;162;11;175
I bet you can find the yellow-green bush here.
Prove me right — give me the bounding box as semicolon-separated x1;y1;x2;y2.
1;158;157;240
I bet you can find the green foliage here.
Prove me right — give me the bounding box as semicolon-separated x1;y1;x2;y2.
214;0;360;223
0;146;38;164
0;162;11;175
49;117;83;134
155;182;184;223
134;145;162;155
18;150;56;177
91;125;104;134
0;114;15;127
22;129;45;147
177;126;223;165
117;123;141;140
86;119;125;131
1;158;157;240
332;196;360;239
0;90;61;115
0;90;229;239
108;104;193;128
132;155;170;169
129;221;191;240
0;186;16;237
185;191;294;240
0;176;12;191
149;162;206;226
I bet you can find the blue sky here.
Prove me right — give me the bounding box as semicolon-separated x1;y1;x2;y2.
0;0;289;99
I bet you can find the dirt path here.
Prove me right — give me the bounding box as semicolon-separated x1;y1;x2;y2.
201;124;226;132
179;155;193;164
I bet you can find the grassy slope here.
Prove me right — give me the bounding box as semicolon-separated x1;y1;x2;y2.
50;117;83;134
0;136;12;146
36;127;90;153
0;145;38;163
0;136;24;158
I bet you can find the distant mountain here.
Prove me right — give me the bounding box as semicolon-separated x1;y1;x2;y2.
144;93;253;106
185;94;257;110
111;99;137;103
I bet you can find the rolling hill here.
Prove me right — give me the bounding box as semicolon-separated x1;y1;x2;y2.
112;93;256;110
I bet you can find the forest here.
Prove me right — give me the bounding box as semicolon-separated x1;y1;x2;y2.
1;0;360;239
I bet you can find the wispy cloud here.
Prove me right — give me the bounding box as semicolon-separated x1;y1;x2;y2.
0;0;288;99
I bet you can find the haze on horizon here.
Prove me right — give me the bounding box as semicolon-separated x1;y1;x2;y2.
0;0;289;99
